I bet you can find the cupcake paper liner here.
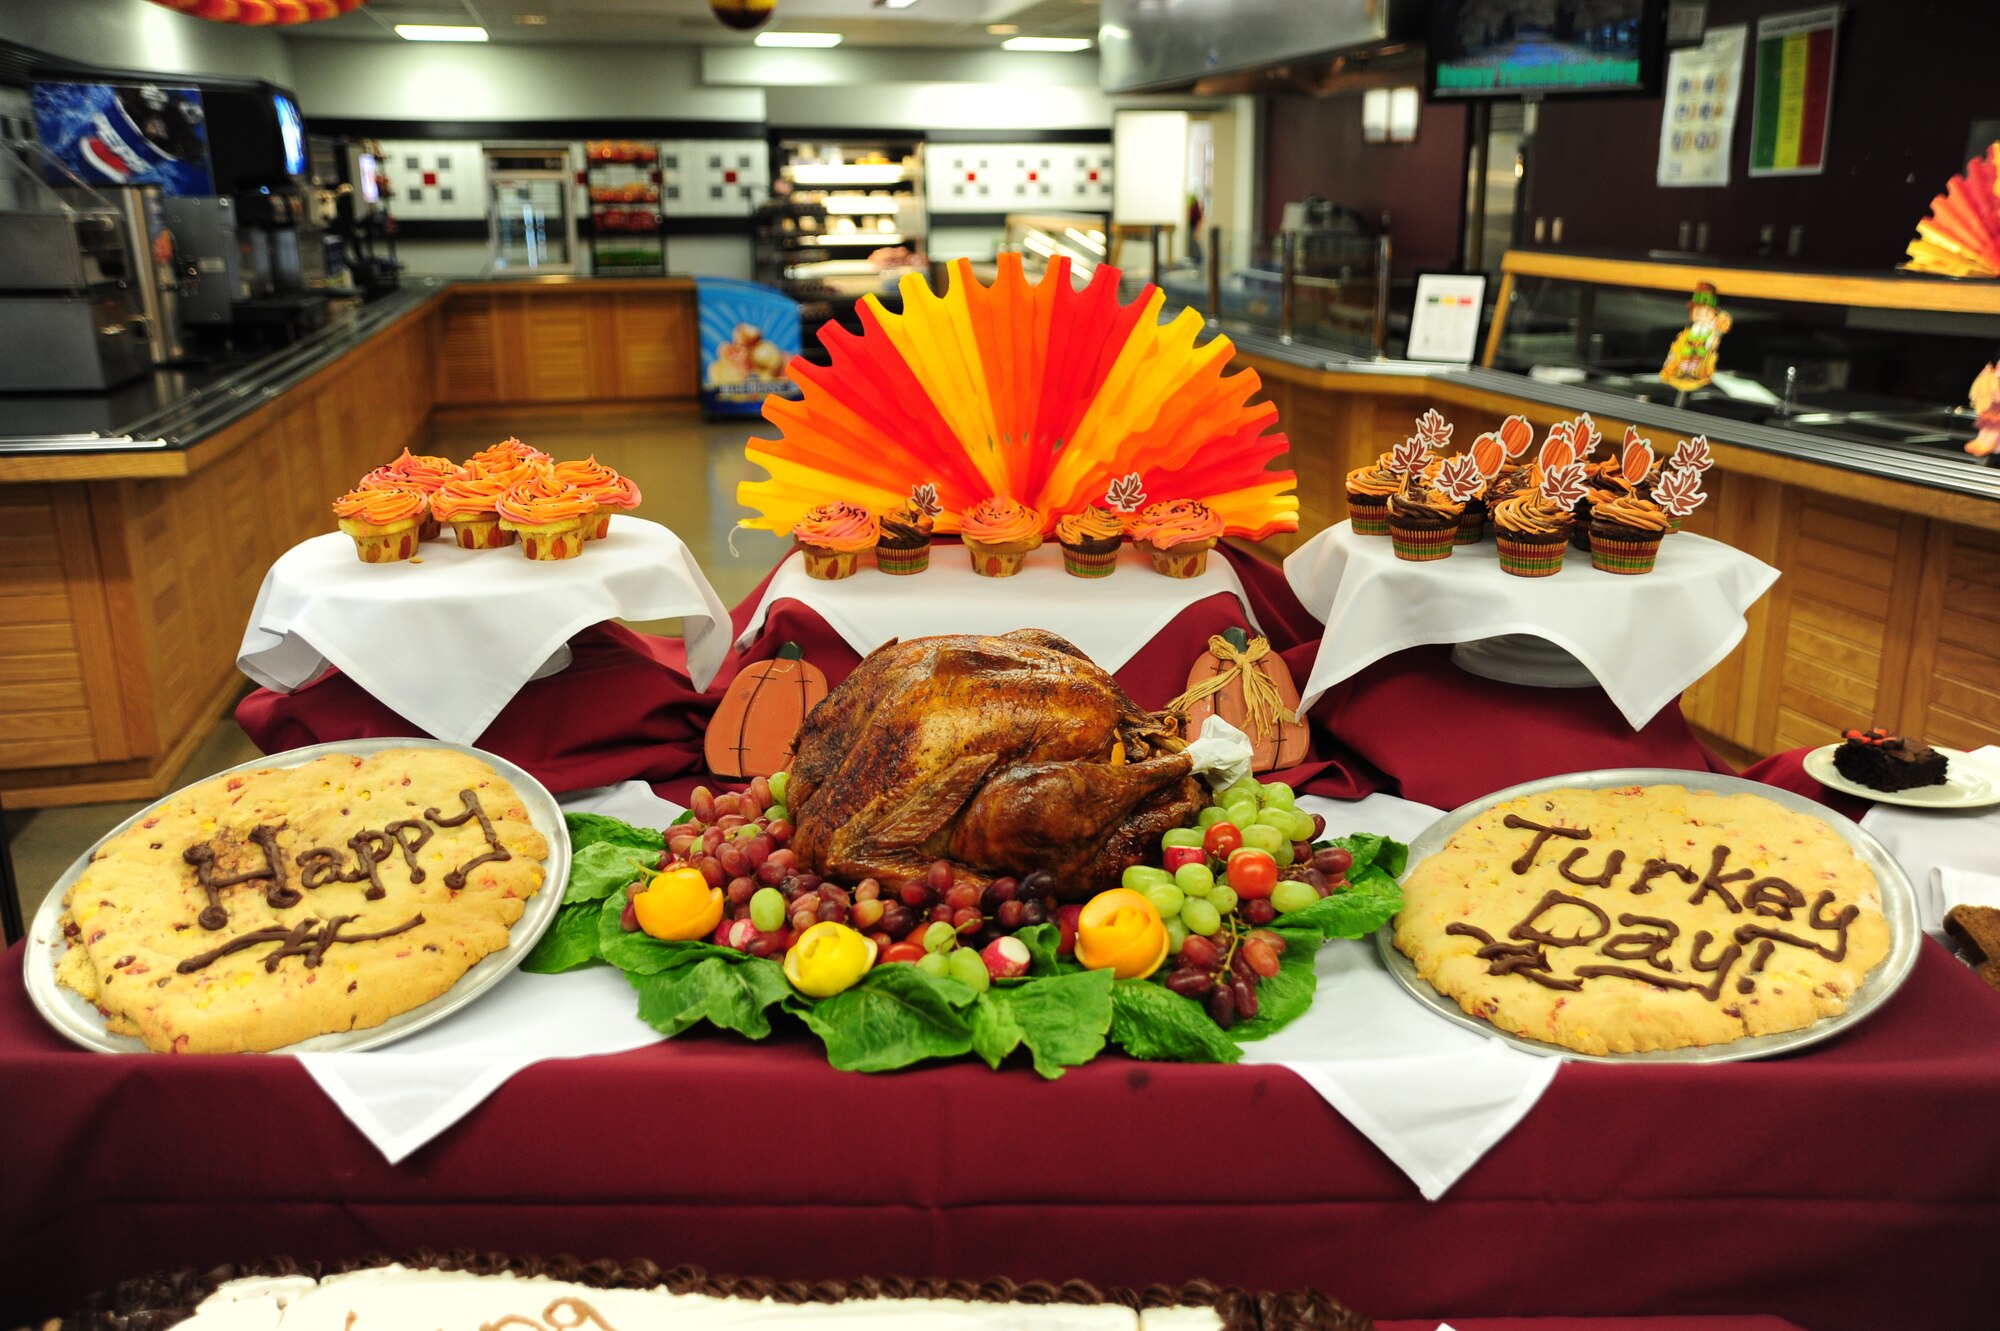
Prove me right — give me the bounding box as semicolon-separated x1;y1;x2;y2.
1389;520;1457;562
964;536;1039;577
448;518;514;550
1347;491;1392;536
1494;528;1571;578
585;509;613;541
874;543;931;575
1144;539;1214;578
1589;532;1663;575
338;518;421;564
418;513;441;543
1453;509;1486;545
501;517;587;561
1061;542;1121;578
802;546;865;580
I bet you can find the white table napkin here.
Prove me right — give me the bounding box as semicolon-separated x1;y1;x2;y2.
1237;793;1561;1200
238;518;732;745
296;781;679;1163
736;545;1263;675
1857;748;2000;942
1283;523;1778;728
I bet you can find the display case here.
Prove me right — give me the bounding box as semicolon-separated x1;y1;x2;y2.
1481;250;2000;465
584;139;664;276
486;147;578;275
757;139;925;302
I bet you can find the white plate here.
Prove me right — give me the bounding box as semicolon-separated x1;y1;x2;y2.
1802;743;2000;810
1376;767;1921;1064
23;737;571;1055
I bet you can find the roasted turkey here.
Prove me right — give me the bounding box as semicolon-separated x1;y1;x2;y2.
788;629;1207;899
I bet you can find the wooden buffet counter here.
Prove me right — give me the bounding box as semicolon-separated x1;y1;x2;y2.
0;278;699;806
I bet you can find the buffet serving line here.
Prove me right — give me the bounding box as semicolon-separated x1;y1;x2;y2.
7;260;2000;1331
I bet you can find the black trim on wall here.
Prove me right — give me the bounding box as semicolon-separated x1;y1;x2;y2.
389;219;489;241
311;118;767;142
929;211;1110;230
924;127;1114;144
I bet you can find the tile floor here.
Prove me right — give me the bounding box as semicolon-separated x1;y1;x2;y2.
4;409;792;934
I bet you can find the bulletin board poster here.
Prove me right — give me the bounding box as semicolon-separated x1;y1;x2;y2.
30;82;214;197
1749;6;1839;177
696;277;805;417
1657;25;1746;188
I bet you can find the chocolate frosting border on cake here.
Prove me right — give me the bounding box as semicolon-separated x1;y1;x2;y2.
38;1250;1370;1331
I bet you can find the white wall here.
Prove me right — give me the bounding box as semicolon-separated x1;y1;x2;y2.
285;39;761;122
0;0;295;84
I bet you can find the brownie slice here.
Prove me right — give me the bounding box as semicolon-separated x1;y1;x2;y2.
1833;727;1949;792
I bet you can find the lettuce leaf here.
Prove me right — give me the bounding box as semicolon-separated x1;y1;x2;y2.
1224;924;1321;1042
520;901;603;973
1329;832;1407;880
969;991;1027;1070
564;812;666;856
798;963;978;1073
981;968;1113;1077
627;953;791;1039
1108;977;1240;1064
1274;864;1403;942
565;840;655;905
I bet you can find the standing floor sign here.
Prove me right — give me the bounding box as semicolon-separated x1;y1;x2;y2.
696;277;804;417
1750;6;1839;177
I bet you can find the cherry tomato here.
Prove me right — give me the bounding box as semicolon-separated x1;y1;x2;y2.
1202;821;1244;859
1162;845;1207;873
1226;847;1279;899
879;941;929;966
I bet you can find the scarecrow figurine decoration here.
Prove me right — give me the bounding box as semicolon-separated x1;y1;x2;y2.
1660;282;1733;393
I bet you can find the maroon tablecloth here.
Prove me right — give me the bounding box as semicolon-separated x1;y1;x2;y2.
5;930;1997;1330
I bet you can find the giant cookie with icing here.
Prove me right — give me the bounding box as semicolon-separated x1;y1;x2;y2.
1394;784;1891;1055
55;749;548;1053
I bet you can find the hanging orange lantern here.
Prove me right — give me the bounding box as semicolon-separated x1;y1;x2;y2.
710;0;777;31
146;0;367;25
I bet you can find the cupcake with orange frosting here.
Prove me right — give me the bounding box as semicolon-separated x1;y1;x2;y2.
792;501;880;580
469;436;551;474
332;484;428;564
429;470;518;549
363;449;456;541
1127;499;1223;578
1490;490;1574;578
1588;492;1672;575
1343;455;1402;536
551;456;642;539
1055;505;1125;578
495;473;596;561
960;497;1045;577
874;498;935;576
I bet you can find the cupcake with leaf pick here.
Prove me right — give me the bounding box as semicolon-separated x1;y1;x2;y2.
1388;450;1482;563
793;501;880;580
1480;415;1538;510
1055;504;1126;578
960;496;1044;577
1457;428;1508;545
332;484;427;564
1492;431;1587;578
552;456;642;539
875;484;939;575
1343;452;1403;536
496;473;596;561
1128;499;1224;577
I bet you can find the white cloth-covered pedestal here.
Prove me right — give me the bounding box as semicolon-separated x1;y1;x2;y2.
1283;522;1778;728
736;544;1262;674
237;517;731;745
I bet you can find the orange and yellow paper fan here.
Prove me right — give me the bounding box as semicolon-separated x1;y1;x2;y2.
737;255;1297;540
1906;143;2000;278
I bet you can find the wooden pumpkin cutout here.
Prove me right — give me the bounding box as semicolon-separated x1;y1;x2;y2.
705;643;829;779
1175;627;1309;774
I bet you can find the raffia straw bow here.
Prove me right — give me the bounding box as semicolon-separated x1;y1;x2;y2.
1166;633;1297;744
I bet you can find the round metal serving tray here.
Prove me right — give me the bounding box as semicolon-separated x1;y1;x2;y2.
24;737;572;1055
1374;768;1922;1065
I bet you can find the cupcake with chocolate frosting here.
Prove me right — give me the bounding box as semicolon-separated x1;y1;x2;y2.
1343;455;1402;536
1386;482;1464;563
960;497;1044;577
874;499;936;576
793;501;880;580
1587;492;1672;575
1491;490;1575;578
332;485;427;564
1127;499;1223;577
1055;505;1125;578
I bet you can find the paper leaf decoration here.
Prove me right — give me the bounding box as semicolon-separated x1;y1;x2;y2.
1540;462;1589;507
1388;436;1430;477
1669;435;1714;474
736;254;1297;540
1497;414;1534;460
1621;427;1655;487
1104;472;1147;512
1906;143;2000;278
1571;413;1602;456
1653;464;1708;518
1433;453;1486;505
1470;432;1505;480
1412;408;1454;452
1537;423;1576;475
908;482;942;517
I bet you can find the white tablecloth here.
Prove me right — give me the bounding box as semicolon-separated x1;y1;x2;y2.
237;517;731;745
1283;522;1778;729
1857;746;2000;942
736;545;1262;674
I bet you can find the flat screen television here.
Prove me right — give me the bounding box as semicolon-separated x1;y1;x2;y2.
1428;0;1663;99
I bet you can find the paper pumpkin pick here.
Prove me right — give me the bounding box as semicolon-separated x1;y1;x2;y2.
736;254;1297;541
1669;436;1714;474
1497;414;1534;460
1571;412;1602;455
1469;431;1506;480
1433;454;1486;505
1537;424;1577;476
1540;461;1589;507
1653;465;1708;519
1388;436;1431;478
1620;426;1655;488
